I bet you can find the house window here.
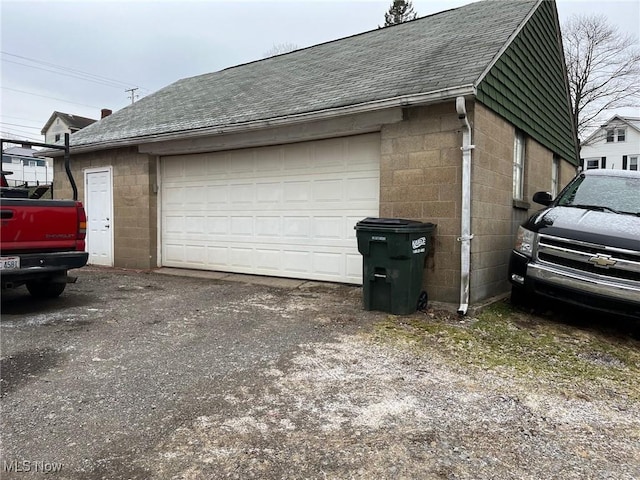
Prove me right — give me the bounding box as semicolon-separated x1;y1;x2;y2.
617;129;626;142
55;134;61;142
606;129;614;142
513;131;525;200
551;156;560;197
28;160;37;167
585;158;600;170
630;156;638;171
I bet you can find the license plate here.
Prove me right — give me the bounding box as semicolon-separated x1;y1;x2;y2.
0;256;20;270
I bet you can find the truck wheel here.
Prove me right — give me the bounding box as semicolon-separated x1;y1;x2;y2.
26;280;66;298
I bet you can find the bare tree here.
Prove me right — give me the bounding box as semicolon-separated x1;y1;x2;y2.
562;14;640;143
382;0;417;27
263;42;299;58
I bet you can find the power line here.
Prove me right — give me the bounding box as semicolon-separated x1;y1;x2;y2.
3;59;140;90
1;86;102;109
0;52;149;91
0;122;42;130
1;125;41;137
0;115;43;124
0;129;42;142
1;125;40;136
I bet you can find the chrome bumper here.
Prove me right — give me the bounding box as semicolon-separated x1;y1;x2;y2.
528;262;640;304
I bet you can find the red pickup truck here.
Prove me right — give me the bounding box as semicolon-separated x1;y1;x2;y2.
1;137;89;298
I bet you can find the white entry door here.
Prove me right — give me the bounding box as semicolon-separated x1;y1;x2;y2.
85;167;113;266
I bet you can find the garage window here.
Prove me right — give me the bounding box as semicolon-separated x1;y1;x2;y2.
513;131;525;201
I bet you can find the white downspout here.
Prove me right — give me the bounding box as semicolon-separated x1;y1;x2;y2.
456;97;474;315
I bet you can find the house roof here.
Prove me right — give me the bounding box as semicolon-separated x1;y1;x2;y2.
41;111;97;135
582;115;640;146
68;0;539;151
2;146;37;157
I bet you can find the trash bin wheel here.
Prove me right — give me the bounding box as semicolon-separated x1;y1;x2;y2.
417;290;428;311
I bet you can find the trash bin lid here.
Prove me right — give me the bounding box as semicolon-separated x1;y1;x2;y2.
355;217;435;233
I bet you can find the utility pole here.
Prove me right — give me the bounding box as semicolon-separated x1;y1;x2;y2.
125;87;139;104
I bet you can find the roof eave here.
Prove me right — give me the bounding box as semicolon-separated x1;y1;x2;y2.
40;111;61;135
48;85;476;156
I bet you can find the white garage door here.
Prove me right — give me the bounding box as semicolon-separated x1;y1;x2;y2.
160;133;380;284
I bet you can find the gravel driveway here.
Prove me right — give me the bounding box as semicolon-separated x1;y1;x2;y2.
1;267;638;479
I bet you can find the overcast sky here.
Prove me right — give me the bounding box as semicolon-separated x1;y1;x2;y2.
1;0;639;144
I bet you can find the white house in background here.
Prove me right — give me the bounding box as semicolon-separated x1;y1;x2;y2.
1;145;53;186
580;115;640;171
41;111;97;144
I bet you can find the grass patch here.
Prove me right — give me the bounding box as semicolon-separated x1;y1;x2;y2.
371;301;640;399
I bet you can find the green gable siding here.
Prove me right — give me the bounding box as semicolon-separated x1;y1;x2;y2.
476;0;578;164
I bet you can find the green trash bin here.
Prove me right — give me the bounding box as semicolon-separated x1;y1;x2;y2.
355;217;435;315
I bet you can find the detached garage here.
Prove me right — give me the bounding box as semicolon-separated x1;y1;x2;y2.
160;134;380;284
51;0;578;311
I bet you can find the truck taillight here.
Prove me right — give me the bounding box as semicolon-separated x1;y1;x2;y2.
76;202;87;240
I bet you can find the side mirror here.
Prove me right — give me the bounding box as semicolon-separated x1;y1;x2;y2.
533;191;553;206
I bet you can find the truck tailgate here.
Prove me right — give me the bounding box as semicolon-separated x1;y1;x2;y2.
0;199;85;253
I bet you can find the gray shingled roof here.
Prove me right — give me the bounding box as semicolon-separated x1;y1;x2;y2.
70;0;537;149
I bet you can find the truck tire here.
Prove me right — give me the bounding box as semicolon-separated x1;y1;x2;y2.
26;280;66;298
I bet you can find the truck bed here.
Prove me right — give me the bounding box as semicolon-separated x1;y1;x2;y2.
1;197;88;296
0;198;86;254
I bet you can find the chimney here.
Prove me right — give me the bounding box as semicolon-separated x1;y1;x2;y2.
101;109;113;119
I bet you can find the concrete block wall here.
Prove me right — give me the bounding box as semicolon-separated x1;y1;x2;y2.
559;161;578;193
471;103;578;302
53;147;157;269
380;102;463;303
526;140;555;199
470;103;516;302
379;101;577;305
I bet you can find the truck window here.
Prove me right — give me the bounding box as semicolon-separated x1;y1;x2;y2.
557;175;640;214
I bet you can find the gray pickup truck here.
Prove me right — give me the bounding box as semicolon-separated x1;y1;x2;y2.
508;169;640;319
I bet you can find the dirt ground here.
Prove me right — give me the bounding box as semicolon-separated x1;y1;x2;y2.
1;267;639;479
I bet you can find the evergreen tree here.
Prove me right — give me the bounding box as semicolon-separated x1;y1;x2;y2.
383;0;417;27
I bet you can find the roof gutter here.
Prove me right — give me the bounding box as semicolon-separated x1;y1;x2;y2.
45;85;476;156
